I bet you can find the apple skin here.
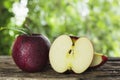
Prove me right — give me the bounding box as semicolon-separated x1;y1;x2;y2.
12;34;50;72
70;36;78;43
99;55;108;67
90;55;108;68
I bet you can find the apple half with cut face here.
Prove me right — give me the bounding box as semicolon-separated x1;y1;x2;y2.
90;53;108;68
49;35;94;74
66;36;108;68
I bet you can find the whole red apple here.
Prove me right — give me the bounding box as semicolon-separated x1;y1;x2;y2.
12;34;50;72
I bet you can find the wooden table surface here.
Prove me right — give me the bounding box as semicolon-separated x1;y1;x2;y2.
0;56;120;80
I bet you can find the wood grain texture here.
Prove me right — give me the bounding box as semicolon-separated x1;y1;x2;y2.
0;56;120;80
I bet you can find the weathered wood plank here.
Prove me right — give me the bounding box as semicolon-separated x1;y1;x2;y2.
0;56;120;80
108;57;120;61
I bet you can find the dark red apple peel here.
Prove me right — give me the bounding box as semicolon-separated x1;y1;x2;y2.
89;55;108;69
12;34;50;72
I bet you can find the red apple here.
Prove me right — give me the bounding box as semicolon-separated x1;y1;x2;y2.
12;34;50;72
90;53;108;68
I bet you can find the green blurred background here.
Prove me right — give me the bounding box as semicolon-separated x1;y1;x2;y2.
0;0;120;57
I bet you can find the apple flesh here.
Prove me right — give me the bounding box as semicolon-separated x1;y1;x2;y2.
49;35;94;74
90;53;108;68
12;34;50;72
70;36;108;68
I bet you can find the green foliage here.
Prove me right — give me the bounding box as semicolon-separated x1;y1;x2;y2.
0;0;120;57
0;0;14;55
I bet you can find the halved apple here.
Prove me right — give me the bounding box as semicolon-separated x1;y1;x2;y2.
90;53;108;68
70;36;108;68
49;35;94;74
